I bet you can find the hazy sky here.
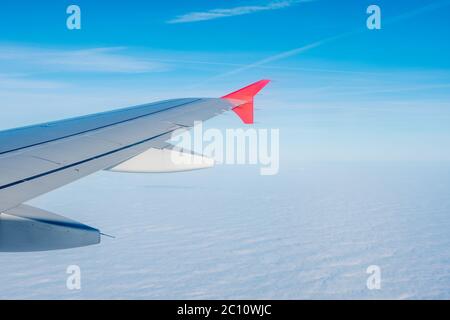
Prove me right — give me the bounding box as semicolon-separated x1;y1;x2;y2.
0;0;450;162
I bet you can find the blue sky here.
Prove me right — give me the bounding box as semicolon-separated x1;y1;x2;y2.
1;0;448;67
1;0;450;162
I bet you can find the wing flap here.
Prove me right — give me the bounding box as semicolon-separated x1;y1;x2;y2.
107;147;214;173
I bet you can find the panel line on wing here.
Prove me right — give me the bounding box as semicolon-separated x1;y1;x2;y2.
0;129;178;191
0;99;201;157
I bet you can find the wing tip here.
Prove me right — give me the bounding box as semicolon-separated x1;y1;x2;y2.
222;80;271;124
222;79;271;101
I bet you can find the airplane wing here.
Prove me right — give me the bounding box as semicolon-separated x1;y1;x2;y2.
0;80;270;251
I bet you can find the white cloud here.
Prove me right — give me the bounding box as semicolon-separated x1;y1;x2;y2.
0;45;168;74
167;0;311;24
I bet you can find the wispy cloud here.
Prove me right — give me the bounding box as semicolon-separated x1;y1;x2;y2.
167;0;311;24
0;45;168;74
0;73;67;89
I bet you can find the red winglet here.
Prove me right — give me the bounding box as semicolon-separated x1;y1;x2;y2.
222;80;270;124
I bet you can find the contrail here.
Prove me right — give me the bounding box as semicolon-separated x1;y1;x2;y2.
200;31;359;84
203;0;450;82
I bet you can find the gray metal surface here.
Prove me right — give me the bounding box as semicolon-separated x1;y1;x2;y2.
0;97;233;212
